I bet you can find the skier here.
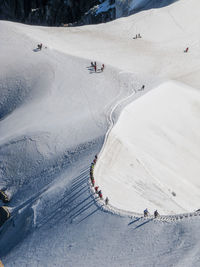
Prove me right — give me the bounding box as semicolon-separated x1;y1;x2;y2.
90;173;94;181
141;85;145;90
101;64;105;72
91;62;94;67
95;155;98;160
95;186;99;193
105;197;109;205
144;208;149;217
138;33;141;38
94;65;97;72
98;190;103;199
184;47;189;53
91;162;94;169
37;43;42;50
91;179;95;187
154;210;159;218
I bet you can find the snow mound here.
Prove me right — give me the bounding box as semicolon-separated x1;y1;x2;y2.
95;81;200;215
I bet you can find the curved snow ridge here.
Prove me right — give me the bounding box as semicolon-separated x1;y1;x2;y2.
94;80;200;217
97;74;137;160
89;178;200;223
89;175;200;223
101;200;200;223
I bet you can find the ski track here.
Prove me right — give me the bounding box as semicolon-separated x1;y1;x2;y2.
90;84;200;224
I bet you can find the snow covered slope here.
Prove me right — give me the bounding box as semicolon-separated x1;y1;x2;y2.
95;81;200;215
1;0;200;266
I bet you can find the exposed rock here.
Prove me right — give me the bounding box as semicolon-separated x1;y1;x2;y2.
0;0;178;26
0;0;101;26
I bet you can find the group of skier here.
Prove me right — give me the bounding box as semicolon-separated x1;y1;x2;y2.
133;33;142;39
90;155;109;206
91;62;105;72
144;208;159;219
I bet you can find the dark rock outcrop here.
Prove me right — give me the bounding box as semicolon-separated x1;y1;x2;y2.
0;0;178;26
0;0;101;26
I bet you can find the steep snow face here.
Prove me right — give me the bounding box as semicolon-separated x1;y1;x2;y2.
95;81;200;215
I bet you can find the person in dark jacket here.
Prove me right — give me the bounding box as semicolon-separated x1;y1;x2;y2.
154;210;159;218
144;208;149;217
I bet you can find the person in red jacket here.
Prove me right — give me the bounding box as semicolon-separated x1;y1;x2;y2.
101;64;105;72
98;190;103;199
95;186;99;193
91;179;95;187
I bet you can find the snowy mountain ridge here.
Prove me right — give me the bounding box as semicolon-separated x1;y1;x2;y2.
1;0;200;266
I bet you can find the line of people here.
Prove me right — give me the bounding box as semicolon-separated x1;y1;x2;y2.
91;61;105;72
90;155;109;206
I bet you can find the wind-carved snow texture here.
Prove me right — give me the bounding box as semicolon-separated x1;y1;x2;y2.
0;64;54;120
1;0;200;266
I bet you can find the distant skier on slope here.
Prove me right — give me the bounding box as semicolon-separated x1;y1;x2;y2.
90;162;95;170
144;208;149;217
95;186;99;193
105;197;109;205
101;64;105;72
91;179;95;187
184;47;189;53
98;190;103;199
37;43;42;50
154;210;159;218
90;174;94;182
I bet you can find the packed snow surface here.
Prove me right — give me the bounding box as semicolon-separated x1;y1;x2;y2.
95;81;200;215
1;0;200;266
